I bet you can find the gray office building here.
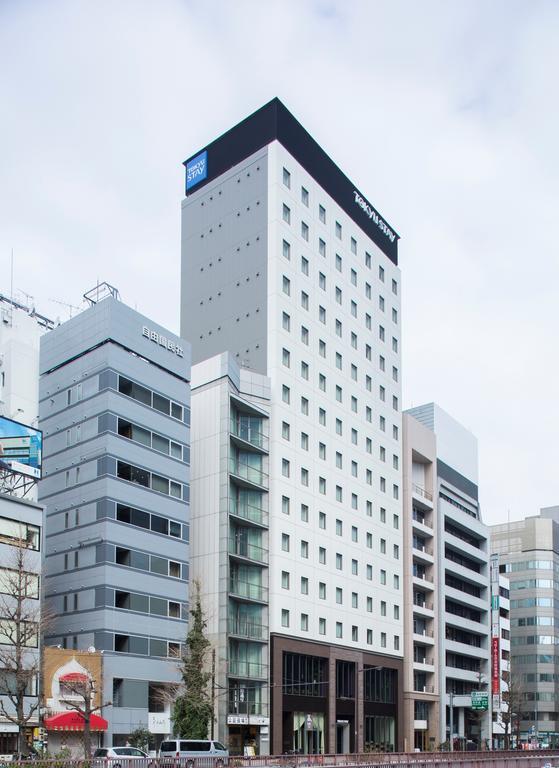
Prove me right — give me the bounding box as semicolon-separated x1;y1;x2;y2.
38;291;191;747
492;506;559;746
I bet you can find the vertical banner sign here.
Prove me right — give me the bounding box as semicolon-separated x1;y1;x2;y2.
490;554;501;707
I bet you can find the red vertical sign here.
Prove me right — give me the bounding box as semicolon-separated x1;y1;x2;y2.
492;636;500;695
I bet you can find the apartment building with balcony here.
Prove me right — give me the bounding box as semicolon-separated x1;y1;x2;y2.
406;404;491;749
182;99;404;755
402;413;439;751
190;353;270;755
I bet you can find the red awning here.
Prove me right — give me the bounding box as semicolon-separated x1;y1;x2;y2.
44;711;108;732
59;672;88;683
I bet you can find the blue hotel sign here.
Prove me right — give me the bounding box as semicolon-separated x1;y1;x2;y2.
186;150;208;191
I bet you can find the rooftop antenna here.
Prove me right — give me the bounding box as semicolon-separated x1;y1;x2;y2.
50;298;82;319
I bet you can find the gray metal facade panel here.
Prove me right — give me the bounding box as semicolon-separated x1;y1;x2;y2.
40;297;190;380
181;148;268;372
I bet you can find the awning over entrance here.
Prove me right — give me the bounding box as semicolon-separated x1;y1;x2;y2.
44;711;108;732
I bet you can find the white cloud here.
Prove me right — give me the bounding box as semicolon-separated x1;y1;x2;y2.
0;0;557;523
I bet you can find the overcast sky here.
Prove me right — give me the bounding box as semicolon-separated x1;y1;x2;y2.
1;0;558;525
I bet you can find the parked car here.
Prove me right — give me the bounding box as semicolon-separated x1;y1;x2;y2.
159;739;228;767
93;747;152;767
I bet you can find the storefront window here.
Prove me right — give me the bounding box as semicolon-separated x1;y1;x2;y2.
292;712;325;754
364;715;395;752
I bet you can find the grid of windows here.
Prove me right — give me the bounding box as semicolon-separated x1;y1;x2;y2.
274;156;402;651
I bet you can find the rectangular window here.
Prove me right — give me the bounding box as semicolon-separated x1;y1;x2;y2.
282;496;290;515
318;238;326;257
319;272;326;290
351;526;358;543
319;511;326;529
282;533;290;552
336;622;343;639
301;255;309;275
319;477;326;495
282;312;290;332
282;421;290;441
379;265;385;282
282;571;290;589
301;432;309;451
350;237;357;254
300;503;309;522
352;592;358;608
319;205;326;223
352;626;358;642
301;325;309;345
392;278;398;295
282;276;290;295
336;587;342;604
367;629;373;645
301;540;309;558
352;559;358;575
301;613;309;632
319;339;326;357
282;459;290;478
282;348;290;367
301;186;309;206
319;408;326;425
336;553;343;570
301;576;309;594
335;253;342;271
351;268;357;286
283;167;291;188
319;617;326;634
283;204;291;224
301;361;309;380
283;239;291;260
282;384;290;404
319;582;326;599
301;221;309;241
301;397;309;415
319;546;326;564
301;468;309;487
301;291;309;310
319;305;326;324
380;570;387;585
282;609;290;628
335;221;342;238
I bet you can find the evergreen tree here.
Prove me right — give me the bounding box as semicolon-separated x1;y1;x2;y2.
173;582;213;738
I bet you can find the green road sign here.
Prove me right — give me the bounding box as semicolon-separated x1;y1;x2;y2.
471;691;489;711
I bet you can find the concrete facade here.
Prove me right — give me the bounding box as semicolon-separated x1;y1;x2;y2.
38;296;191;748
0;493;43;754
402;413;439;751
406;404;491;749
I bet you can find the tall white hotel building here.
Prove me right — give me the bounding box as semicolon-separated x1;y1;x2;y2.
181;99;403;756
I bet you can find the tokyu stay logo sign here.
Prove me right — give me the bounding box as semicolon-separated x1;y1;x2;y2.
353;191;396;243
186;150;208;191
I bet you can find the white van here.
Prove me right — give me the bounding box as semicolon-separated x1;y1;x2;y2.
159;740;228;766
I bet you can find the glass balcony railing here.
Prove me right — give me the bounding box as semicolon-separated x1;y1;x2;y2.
227;695;267;717
228;619;268;641
229;458;268;487
229;579;268;602
230;420;269;451
229;537;268;564
228;660;268;678
229;499;268;526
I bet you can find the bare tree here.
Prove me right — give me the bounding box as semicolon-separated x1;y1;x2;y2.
59;673;112;759
500;669;524;749
0;539;44;755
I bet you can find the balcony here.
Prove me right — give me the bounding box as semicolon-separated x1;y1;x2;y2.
413;544;434;566
229;499;268;528
413;656;435;670
229;579;268;603
413;683;435;694
229;537;269;565
229;458;268;489
228;619;268;642
412;572;435;591
412;483;434;509
228;660;268;679
230;420;269;453
413;629;435;646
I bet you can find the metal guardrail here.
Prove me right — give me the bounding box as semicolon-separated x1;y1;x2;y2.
5;751;558;768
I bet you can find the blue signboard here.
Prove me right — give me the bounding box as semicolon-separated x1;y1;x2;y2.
186;150;208;191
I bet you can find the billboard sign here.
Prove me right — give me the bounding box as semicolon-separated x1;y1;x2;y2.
186;150;208;191
0;416;43;479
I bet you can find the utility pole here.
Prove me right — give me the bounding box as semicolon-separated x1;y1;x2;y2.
211;648;216;740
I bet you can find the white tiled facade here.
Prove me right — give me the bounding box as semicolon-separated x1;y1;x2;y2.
181;100;404;754
266;142;403;653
